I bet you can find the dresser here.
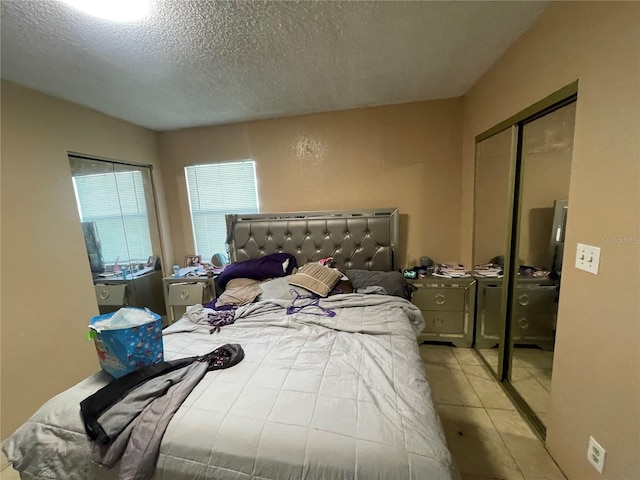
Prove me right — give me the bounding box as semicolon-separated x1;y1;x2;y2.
475;276;558;350
411;277;476;347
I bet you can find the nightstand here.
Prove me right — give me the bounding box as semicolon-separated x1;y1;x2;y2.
94;270;166;317
162;276;217;324
474;277;558;350
411;277;476;347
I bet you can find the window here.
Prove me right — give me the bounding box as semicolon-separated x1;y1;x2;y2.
185;161;259;260
70;156;155;267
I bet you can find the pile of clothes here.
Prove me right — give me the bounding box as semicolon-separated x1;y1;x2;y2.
80;344;245;480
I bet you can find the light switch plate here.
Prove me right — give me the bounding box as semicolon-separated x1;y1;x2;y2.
575;243;600;274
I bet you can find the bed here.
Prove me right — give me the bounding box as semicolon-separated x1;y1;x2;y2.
3;209;459;480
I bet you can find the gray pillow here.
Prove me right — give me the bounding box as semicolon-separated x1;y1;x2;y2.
345;270;415;300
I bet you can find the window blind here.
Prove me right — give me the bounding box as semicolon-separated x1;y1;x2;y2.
185;161;259;261
73;170;153;264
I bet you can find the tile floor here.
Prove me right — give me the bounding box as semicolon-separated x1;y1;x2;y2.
511;348;553;425
477;347;554;424
422;344;565;480
1;345;565;480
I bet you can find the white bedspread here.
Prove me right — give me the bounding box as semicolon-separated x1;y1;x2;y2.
4;294;459;480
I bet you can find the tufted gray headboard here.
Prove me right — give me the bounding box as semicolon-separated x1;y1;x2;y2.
226;209;399;271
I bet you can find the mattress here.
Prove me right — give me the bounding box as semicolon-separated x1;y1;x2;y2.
4;294;459;480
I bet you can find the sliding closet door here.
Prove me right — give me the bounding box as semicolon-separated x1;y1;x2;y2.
111;162;161;267
473;127;517;376
507;101;576;427
69;155;163;312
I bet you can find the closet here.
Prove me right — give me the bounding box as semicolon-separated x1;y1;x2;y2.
472;83;577;436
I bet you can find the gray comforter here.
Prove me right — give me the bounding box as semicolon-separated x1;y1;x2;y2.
4;294;459;480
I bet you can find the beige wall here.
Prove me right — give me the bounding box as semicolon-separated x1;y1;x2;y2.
0;81;171;439
462;3;639;479
158;99;464;269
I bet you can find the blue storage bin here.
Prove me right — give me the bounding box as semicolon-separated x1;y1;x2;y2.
89;308;163;378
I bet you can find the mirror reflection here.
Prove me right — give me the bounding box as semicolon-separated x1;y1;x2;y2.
473;127;516;375
69;156;166;319
508;102;576;426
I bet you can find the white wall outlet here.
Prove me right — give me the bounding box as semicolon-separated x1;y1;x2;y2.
575;243;601;274
587;436;606;473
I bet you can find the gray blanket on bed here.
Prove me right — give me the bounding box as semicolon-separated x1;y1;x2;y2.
3;294;459;480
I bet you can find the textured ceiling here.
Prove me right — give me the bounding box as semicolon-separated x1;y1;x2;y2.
1;1;548;131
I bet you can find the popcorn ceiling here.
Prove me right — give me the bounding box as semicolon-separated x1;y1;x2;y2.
1;0;547;130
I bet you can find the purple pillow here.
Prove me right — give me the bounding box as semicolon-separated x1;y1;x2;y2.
218;253;297;289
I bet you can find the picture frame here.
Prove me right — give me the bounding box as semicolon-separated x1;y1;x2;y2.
184;255;201;267
146;255;160;270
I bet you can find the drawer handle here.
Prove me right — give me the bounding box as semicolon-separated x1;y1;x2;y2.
518;294;530;306
435;294;446;305
433;317;444;326
518;317;529;329
99;290;110;300
180;290;190;300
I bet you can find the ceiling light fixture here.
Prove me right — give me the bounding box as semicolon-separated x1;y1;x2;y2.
60;0;150;22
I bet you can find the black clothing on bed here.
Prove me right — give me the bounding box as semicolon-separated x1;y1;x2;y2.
80;344;245;445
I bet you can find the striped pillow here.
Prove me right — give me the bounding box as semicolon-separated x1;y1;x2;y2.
288;263;343;297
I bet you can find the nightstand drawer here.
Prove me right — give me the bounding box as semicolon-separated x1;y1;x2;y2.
95;284;127;306
482;285;503;311
413;287;465;311
168;283;205;306
422;311;464;334
511;313;556;339
514;287;557;313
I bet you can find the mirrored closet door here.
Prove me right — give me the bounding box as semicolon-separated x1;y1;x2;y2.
473;126;517;376
472;83;577;435
508;101;576;427
69;155;166;317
